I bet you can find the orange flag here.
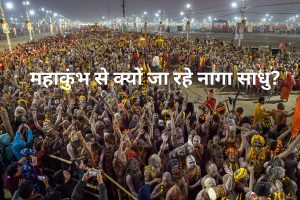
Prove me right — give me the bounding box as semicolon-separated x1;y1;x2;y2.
292;94;300;140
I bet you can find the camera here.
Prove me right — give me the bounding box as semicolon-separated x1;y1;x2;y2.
37;176;45;181
88;171;98;177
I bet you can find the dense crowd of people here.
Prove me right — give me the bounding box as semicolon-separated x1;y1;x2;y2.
0;25;300;200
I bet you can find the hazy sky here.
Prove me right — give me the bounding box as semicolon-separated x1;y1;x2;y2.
8;0;300;22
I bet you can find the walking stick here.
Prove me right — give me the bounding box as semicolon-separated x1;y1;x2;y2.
0;107;14;140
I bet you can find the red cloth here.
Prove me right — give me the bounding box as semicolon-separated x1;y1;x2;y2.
0;60;3;72
280;76;296;100
205;98;216;112
256;76;261;89
127;150;137;160
133;52;140;61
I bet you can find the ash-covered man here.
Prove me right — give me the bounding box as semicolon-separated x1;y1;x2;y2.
166;159;188;200
186;155;202;200
144;154;162;185
126;158;144;198
151;172;173;200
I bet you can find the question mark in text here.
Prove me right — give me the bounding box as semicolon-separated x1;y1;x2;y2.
271;71;280;85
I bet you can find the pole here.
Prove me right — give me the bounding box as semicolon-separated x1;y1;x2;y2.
144;15;147;41
238;0;246;46
186;7;191;42
159;10;163;36
49;16;53;36
187;12;189;41
59;20;62;34
122;0;125;18
24;2;33;41
38;21;40;33
64;20;67;33
122;0;126;32
107;0;110;20
0;0;12;52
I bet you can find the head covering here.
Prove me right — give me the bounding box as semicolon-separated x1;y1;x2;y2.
216;102;226;113
0;133;11;146
251;134;265;146
245;191;258;200
118;103;125;109
225;147;238;156
53;170;65;185
127;150;137;160
20;148;36;157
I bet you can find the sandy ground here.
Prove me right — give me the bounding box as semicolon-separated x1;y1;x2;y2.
181;81;298;123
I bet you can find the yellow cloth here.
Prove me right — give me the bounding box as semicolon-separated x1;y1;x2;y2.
253;103;268;124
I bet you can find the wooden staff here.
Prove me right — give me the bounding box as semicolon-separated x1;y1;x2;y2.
0;107;14;139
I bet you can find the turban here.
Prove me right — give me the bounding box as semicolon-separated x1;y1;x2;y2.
127;150;137;160
225;147;238;156
251;134;265;146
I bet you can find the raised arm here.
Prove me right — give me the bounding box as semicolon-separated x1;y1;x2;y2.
90;113;101;140
247;165;255;192
278;127;291;140
77;131;96;167
238;133;246;155
149;118;154;141
14;125;23;142
171;112;176;148
24;125;33;142
158;132;168;157
175;103;186;126
276;133;300;159
32;111;43;132
54;105;62;127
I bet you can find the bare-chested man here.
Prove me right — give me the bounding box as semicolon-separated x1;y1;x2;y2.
166;159;188;200
144;154;162;185
151;172;173;200
113;134;130;200
186;155;202;199
125;158;144;198
271;103;293;126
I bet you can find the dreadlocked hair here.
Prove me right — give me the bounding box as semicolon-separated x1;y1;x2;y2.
125;159;139;176
267;167;285;182
269;158;284;168
168;159;179;172
254;181;272;197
